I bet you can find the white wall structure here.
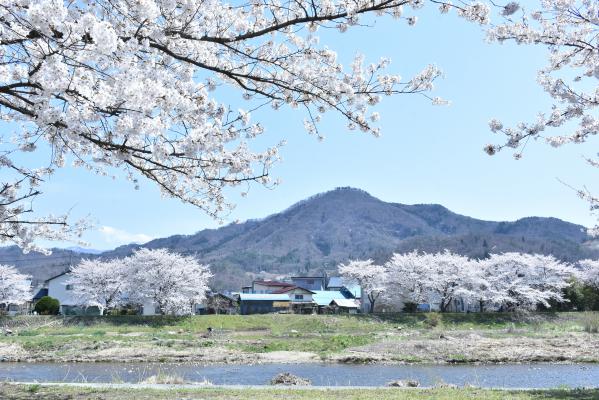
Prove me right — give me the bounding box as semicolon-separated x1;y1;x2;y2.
280;287;314;303
46;273;78;314
141;300;160;316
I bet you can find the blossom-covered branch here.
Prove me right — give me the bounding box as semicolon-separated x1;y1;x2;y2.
483;1;598;229
0;0;488;250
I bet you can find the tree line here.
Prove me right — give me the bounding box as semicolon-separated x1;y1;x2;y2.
0;249;212;315
2;248;599;315
339;251;599;313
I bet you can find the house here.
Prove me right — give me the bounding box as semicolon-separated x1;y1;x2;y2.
251;280;295;294
273;286;316;314
45;271;100;315
326;276;344;291
291;276;326;291
311;290;350;313
238;275;366;314
197;293;239;315
239;293;291;314
32;287;48;303
329;298;360;314
241;286;253;294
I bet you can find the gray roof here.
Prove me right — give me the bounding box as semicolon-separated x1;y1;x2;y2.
45;270;71;283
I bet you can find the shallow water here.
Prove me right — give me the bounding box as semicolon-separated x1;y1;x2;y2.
0;362;598;387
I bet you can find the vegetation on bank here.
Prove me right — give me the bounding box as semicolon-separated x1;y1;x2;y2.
2;384;599;400
1;312;598;363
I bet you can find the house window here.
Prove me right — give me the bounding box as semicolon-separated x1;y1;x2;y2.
65;284;74;291
295;294;304;300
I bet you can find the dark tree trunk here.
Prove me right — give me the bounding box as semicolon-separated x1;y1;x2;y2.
440;298;452;313
368;293;377;313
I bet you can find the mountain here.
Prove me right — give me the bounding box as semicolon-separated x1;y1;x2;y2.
65;247;103;255
2;187;597;290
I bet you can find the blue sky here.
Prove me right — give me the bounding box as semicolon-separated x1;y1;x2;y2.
8;3;599;250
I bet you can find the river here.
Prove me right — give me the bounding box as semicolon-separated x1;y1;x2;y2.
0;362;598;387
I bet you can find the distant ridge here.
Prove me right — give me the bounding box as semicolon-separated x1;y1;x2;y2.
3;187;596;290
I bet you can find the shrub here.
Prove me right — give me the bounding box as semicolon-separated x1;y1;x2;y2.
27;384;41;393
402;302;418;313
34;296;60;315
424;312;442;328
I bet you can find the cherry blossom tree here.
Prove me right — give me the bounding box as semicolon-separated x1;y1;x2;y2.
68;259;128;315
577;259;599;289
385;250;477;312
483;1;599;230
384;250;576;312
0;0;494;251
466;258;512;312
125;248;212;315
0;264;32;305
426;250;477;312
384;250;433;307
478;253;575;311
338;259;386;313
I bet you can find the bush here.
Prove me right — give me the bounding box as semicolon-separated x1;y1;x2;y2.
34;296;60;315
557;279;599;311
402;302;418;313
424;312;442;328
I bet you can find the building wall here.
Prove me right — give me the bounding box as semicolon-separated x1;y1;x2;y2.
252;283;281;294
286;288;313;303
47;274;77;313
240;300;289;315
47;274;102;315
142;300;159;315
291;277;325;291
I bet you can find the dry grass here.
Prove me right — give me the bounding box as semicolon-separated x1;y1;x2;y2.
141;374;187;385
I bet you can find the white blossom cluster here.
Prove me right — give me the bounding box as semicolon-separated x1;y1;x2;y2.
577;259;599;290
0;0;485;250
342;251;576;312
338;259;386;312
0;264;32;305
68;248;212;315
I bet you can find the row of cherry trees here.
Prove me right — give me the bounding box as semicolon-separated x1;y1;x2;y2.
339;251;599;313
68;248;212;315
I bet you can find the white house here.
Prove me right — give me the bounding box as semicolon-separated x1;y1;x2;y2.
45;271;79;314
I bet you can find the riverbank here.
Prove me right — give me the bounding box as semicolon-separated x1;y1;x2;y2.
1;313;598;364
1;383;599;400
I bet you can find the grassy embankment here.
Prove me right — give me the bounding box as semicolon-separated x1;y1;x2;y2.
0;312;598;363
2;384;599;400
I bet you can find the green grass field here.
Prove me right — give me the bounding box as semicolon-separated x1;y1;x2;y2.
1;312;598;363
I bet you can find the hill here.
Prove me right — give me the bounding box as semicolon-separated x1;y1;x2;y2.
2;187;597;290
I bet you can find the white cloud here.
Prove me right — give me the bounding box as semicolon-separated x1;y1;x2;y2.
99;226;154;245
